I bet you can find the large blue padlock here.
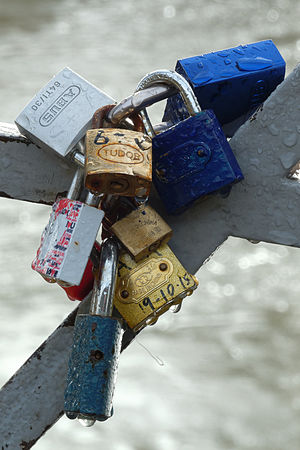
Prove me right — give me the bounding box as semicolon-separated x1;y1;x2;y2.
163;40;285;137
64;238;123;425
136;70;243;215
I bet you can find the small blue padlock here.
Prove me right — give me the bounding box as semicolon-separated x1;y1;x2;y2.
136;70;243;215
163;40;285;137
64;237;123;425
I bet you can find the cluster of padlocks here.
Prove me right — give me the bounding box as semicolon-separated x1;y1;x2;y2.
14;39;285;426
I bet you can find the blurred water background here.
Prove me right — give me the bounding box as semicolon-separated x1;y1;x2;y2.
0;0;300;448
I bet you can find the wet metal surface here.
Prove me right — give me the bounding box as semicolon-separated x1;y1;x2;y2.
0;0;300;449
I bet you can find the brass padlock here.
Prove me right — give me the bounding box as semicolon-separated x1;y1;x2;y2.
114;243;198;331
85;105;152;198
110;205;172;261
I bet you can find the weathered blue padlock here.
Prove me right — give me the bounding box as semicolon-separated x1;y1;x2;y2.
136;70;243;215
64;237;123;425
163;40;285;137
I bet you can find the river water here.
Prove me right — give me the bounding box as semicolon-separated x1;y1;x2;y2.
0;0;300;448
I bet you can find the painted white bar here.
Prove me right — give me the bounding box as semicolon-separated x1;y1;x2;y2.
0;122;76;205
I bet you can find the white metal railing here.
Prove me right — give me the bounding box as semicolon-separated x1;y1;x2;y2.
1;64;300;447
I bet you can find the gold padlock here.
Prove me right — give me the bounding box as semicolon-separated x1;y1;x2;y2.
110;205;172;261
114;243;198;331
85;105;152;198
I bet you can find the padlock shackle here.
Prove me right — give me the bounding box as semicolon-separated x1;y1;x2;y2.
92;104;144;133
107;70;200;138
135;70;201;116
135;70;202;138
92;104;116;129
107;84;176;125
90;238;119;317
85;191;101;207
67;168;84;200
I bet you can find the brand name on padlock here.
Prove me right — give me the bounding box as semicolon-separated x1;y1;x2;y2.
39;85;81;127
97;144;144;165
118;258;173;303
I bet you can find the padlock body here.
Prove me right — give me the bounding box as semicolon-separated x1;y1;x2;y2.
15;67;115;157
110;205;172;261
163;40;285;136
61;242;101;301
85;128;152;197
114;243;198;331
64;314;123;421
152;110;243;214
32;198;103;286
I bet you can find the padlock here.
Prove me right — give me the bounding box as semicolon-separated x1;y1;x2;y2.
85;104;152;198
15;67;115;158
61;241;101;301
99;194;137;240
163;40;285;137
32;168;104;286
135;70;244;214
114;243;198;332
64;238;123;424
110;204;172;261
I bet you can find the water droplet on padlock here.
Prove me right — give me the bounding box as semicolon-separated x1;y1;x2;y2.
236;57;273;71
62;68;72;79
65;411;77;420
170;303;182;314
78;415;96;427
247;239;260;244
134;195;148;206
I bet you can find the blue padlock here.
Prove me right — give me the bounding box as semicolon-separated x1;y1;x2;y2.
136;70;243;215
64;238;123;425
163;40;285;137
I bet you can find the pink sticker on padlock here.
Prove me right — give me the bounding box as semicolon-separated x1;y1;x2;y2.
32;198;103;286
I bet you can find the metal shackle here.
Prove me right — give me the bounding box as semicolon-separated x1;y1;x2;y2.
136;70;201;115
91;104;144;133
67;168;84;200
107;84;175;125
135;70;201;138
66;166;101;207
89;237;119;317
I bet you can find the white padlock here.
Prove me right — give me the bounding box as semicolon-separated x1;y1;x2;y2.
15;67;115;158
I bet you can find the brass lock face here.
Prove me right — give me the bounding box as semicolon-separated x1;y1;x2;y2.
114;244;198;331
110;205;172;261
85;128;152;197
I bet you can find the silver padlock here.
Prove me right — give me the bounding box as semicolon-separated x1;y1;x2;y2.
15;67;115;158
32;167;104;286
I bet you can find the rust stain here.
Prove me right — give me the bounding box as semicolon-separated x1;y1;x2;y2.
0;191;13;199
88;349;104;368
0;135;29;145
34;342;46;361
20;440;36;450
